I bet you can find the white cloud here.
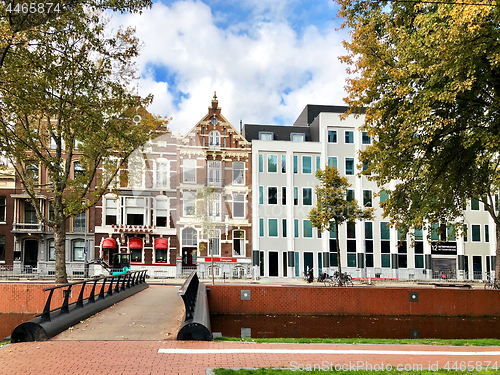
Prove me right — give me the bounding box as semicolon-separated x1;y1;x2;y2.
109;0;349;134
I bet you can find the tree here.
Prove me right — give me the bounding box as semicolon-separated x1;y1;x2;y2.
195;186;226;285
336;0;500;278
308;165;373;283
0;3;168;283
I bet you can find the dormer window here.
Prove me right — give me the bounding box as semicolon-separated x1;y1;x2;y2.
259;132;273;141
290;133;305;142
209;130;220;147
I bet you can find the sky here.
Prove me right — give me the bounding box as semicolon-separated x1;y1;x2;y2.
110;0;349;135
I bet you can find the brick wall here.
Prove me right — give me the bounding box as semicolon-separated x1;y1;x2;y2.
208;285;500;317
0;282;103;314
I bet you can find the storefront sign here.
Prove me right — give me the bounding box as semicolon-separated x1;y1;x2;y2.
431;242;457;255
204;257;237;263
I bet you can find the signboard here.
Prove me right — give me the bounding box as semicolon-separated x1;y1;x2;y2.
204;257;237;263
431;242;457;255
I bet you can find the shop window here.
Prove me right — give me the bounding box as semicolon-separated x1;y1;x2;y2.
156;248;168;263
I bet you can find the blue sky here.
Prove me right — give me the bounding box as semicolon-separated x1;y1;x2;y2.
110;0;349;134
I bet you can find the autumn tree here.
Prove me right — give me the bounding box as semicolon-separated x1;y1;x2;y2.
336;0;500;278
308;166;373;283
0;2;168;283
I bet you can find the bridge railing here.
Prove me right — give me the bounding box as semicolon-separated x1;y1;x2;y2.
11;270;148;342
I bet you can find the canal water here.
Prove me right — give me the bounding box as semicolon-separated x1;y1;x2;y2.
211;315;500;339
0;313;35;341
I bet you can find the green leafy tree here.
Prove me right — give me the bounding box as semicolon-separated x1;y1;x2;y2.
0;2;168;283
308;165;373;282
336;0;500;278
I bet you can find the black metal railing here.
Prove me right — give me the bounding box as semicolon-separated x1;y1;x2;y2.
178;270;199;320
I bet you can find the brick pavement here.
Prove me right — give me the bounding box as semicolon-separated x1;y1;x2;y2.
1;340;499;375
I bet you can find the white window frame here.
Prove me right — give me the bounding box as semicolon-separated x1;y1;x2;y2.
268;218;279;237
345;131;354;144
104;197;118;226
183;191;196;217
123;196;149;226
259;132;273;141
183;158;196;184
72;239;86;261
345;157;355;175
232;161;245;185
290;133;305;142
209;130;220;147
208;230;221;256
232;229;245;257
155;159;169;189
232;194;245;218
267;154;278;173
155;197;169;227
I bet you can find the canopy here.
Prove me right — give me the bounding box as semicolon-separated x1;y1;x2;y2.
129;237;143;249
154;238;169;249
102;237;117;249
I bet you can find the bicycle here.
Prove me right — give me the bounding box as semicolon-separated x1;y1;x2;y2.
484;276;500;290
331;271;353;287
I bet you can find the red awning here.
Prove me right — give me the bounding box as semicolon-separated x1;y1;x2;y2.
154;238;169;249
129;237;143;249
102;237;117;249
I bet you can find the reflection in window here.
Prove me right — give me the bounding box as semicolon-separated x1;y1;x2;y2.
232;162;244;185
183;159;196;183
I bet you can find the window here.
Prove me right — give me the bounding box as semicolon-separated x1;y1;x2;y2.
233;230;245;256
156;198;168;227
362;132;371;144
50;136;57;150
345;131;354;144
431;224;439;241
73;161;85;179
347;222;356;239
73;240;85;261
294;219;299;237
0;197;5;222
380;190;389;203
26;161;39;182
73;212;86;232
363;190;372;207
124;197;146;225
282;187;286;205
293;155;298;173
183;159;196;183
259;132;273;141
415;255;424;268
207;160;222;186
415;227;423;241
302;156;312;174
328;130;337;143
316;156;321;172
127;154;144;188
268;155;278;173
472;225;481;242
184;192;195;216
156;161;169;188
381;222;390;240
209;130;220;147
303;188;312;205
208;193;221;220
471;198;480;210
365;222;373;239
48;239;55;261
259;218;264;237
182;228;197;246
294;187;298;205
291;133;305;142
282;219;287;237
485;225;489;242
347;190;355;202
447;225;456;241
259;186;264;205
0;235;4;262
259;154;263;172
281;155;286;173
105;198;117;225
24;201;37;225
328;157;337;170
269;219;278;237
232;162;244;185
102;157;120;189
233;194;245;218
208;232;220;256
347;254;357;267
268;187;277;204
345;158;354;175
303;220;312;238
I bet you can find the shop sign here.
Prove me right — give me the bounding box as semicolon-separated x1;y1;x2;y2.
204;257;237;263
431;242;457;255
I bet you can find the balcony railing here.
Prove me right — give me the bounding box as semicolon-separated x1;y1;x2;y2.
12;222;44;232
205;178;225;187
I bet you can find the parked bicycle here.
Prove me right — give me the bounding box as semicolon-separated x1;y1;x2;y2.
324;271;353;287
484;276;500;290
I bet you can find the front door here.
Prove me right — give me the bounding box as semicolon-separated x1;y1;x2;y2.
24;239;38;269
182;247;196;267
269;251;278;277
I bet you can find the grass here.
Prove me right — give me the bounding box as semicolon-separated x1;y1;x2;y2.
214;370;499;375
214;337;500;346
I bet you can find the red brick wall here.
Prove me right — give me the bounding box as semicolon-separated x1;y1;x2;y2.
208;285;500;317
0;283;103;314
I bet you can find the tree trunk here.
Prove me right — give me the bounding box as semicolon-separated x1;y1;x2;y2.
54;220;68;284
496;223;500;281
336;222;342;285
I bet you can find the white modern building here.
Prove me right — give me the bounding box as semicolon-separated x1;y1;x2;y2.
244;105;497;281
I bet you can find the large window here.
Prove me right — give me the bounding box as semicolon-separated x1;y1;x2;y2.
328;130;337;143
209;130;220;147
345;131;354;144
471;198;480;210
156;198;168;227
233;230;245;256
207;160;222;185
303;188;312;205
105;198;117;225
72;240;85;261
26;161;39;182
233;194;245;218
24;201;37;225
127;154;144;188
208;193;221;220
73;212;86;232
0;197;5;222
268;155;278;173
208;232;220;256
232;162;244;185
472;225;481;242
183;192;195;216
156;161;169;188
182;227;197;246
302;156;312;174
124;197;146;225
381;222;390;240
183;158;196;183
269;219;278;237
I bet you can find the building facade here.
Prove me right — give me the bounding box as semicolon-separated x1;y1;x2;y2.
244;105;498;281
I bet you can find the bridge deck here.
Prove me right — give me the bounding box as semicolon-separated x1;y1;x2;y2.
51;285;184;341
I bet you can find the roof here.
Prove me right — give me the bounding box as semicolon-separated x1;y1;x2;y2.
242;124;311;142
293;105;351;127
